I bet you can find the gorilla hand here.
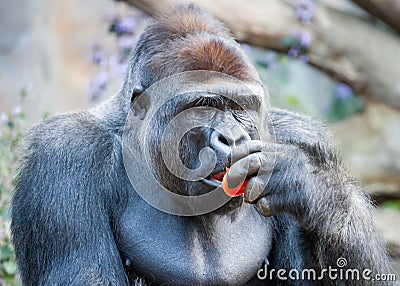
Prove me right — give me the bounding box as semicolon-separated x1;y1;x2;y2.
226;141;313;218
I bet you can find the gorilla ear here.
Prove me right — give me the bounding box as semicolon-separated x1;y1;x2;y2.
131;86;149;120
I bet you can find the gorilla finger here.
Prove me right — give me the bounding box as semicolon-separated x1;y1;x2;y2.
226;153;267;188
244;176;271;203
227;140;264;167
256;197;274;217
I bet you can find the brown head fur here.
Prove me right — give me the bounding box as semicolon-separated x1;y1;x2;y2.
131;4;259;88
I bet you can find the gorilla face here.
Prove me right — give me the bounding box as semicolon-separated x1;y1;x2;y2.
181;94;264;196
132;73;268;199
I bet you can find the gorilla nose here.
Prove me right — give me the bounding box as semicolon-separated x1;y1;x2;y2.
210;127;250;156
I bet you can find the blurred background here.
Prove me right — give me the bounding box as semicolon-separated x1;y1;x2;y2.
0;0;399;284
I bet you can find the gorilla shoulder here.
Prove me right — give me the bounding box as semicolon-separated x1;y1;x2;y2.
26;111;119;159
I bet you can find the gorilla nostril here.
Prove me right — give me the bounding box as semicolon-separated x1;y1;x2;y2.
218;134;229;146
210;129;250;156
210;131;231;156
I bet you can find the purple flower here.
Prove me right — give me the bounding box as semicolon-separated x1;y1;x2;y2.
295;9;313;24
294;0;315;23
299;55;309;63
108;55;127;75
89;52;105;65
89;51;105;65
117;36;136;53
262;53;278;70
114;63;128;76
288;47;299;58
88;44;106;65
115;17;138;35
291;30;311;48
87;72;108;102
12;105;22;116
336;83;353;99
108;55;121;68
0;112;8;124
299;32;311;48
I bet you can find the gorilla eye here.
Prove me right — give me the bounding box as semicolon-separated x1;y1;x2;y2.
234;105;245;111
193;96;224;109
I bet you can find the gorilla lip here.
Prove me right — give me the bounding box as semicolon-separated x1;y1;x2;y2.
210;171;226;182
202;170;226;187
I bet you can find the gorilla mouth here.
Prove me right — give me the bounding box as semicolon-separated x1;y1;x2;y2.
202;170;226;188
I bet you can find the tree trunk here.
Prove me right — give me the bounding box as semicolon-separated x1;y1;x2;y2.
119;0;400;109
331;101;400;201
351;0;400;34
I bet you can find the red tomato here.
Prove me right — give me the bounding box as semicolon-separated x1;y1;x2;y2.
222;168;248;197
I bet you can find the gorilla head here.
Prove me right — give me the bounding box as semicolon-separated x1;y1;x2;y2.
123;6;271;202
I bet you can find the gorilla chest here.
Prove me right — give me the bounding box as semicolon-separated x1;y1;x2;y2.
118;197;272;286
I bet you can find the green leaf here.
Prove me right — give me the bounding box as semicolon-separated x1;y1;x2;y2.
1;245;13;260
381;200;400;211
328;96;364;122
281;36;296;46
3;261;17;275
285;95;299;107
6;120;14;130
42;112;50;120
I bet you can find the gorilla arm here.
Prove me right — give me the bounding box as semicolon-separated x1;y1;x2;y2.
228;108;392;283
11;112;129;286
271;109;391;278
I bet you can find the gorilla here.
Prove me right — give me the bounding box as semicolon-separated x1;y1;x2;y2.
11;4;394;286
